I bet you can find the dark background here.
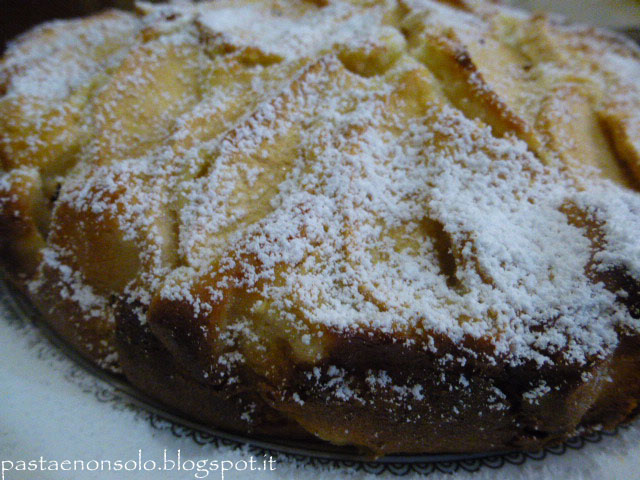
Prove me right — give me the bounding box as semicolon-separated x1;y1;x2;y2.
0;0;143;53
1;1;638;54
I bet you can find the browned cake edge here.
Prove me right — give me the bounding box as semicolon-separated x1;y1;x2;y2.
127;292;640;455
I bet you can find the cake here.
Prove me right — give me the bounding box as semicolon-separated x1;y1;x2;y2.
1;0;639;456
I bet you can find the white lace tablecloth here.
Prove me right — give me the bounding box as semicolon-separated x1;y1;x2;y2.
2;285;640;480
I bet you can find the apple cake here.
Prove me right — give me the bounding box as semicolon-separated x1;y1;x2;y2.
1;0;639;456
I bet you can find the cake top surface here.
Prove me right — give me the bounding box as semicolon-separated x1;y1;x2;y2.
1;0;640;370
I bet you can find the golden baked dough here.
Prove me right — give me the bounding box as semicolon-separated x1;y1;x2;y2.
1;0;640;455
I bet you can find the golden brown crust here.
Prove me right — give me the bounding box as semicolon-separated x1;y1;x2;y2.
28;260;120;370
0;168;46;278
125;293;640;455
115;300;314;439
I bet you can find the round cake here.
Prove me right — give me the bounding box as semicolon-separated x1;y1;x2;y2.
1;0;639;456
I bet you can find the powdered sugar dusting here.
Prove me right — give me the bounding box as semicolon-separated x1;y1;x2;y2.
1;0;640;372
